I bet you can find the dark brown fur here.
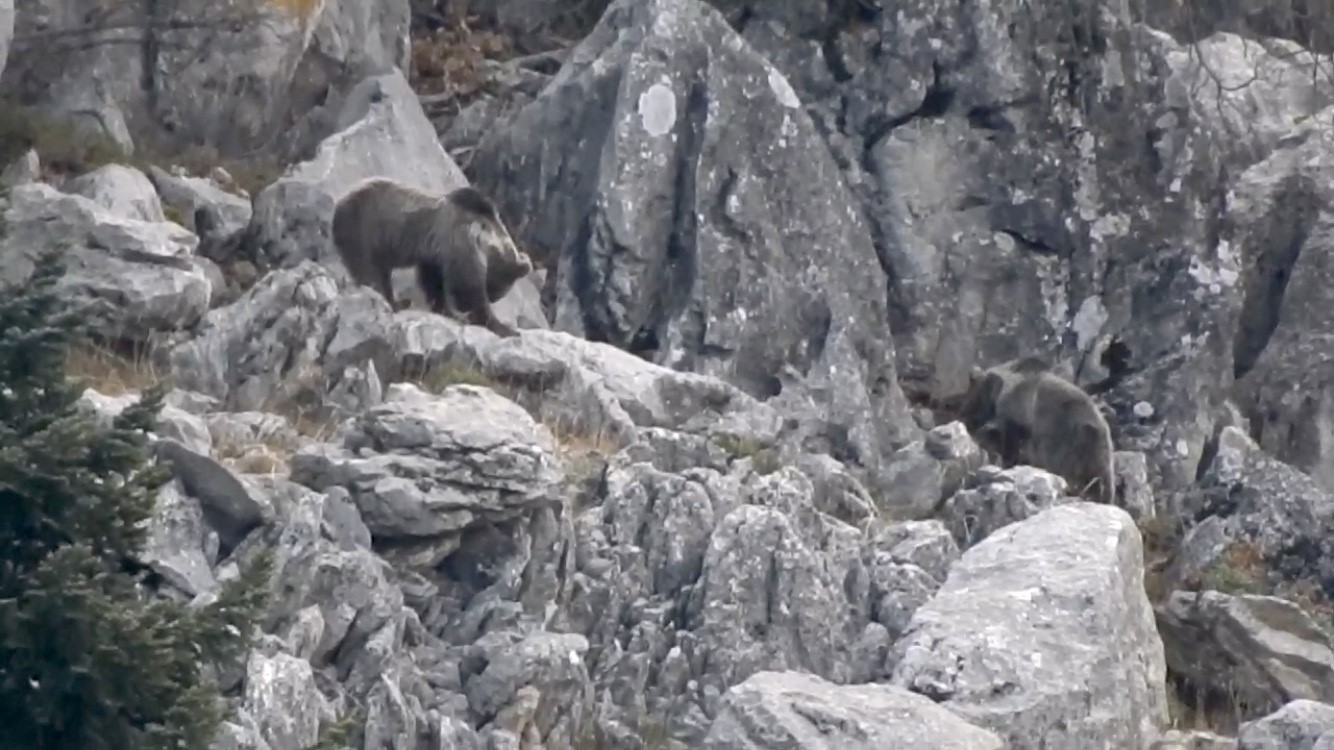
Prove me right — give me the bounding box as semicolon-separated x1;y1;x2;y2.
330;178;534;337
957;356;1117;506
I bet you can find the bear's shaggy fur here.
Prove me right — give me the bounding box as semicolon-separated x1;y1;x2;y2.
957;356;1117;506
331;178;534;337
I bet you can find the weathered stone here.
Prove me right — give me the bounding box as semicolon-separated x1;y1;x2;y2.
0;0;12;82
880;421;986;519
939;465;1073;549
147;165;252;239
1237;699;1334;749
0;183;209;340
702;670;1004;750
63;164;165;222
469;0;917;495
241;649;332;750
167;261;394;415
289;383;562;567
2;0;410;157
1160;590;1334;716
890;502;1169;748
152;439;267;553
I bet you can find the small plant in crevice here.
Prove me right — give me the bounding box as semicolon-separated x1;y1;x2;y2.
715;433;782;475
1198;540;1268;596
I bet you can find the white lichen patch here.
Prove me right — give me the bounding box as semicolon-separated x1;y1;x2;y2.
767;66;802;109
638;82;677;137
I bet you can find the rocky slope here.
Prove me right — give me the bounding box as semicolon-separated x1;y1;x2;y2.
5;0;1334;748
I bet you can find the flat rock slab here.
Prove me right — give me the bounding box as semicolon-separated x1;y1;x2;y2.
702;670;1004;750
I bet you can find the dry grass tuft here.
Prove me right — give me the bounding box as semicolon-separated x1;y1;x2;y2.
64;341;164;397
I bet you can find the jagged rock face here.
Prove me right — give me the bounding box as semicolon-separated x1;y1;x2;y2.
1226;131;1334;496
468;0;919;489
0;0;411;156
701;0;1304;499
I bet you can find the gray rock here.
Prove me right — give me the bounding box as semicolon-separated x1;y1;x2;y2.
1152;729;1238;750
63;163;166;222
469;0;917;493
1160;590;1334;715
1227;127;1334;496
1115;449;1157;521
890;502;1169;748
1237;699;1334;749
143;481;217;597
0;183;210;341
289;383;562;567
391;320;785;449
880;421;987;519
3;0;410;156
210;711;273;750
167;261;394;415
702;670;1004;750
1178;427;1334;603
464;631;594;747
147;165;252;239
156;403;213;456
939;464;1074;549
152;439;267;553
363;672;421;749
241;649;332;750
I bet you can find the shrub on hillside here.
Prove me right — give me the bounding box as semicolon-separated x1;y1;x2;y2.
0;247;271;750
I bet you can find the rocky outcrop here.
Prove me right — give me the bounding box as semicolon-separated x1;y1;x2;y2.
468;0;918;497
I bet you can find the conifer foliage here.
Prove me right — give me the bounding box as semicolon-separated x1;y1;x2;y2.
0;248;271;750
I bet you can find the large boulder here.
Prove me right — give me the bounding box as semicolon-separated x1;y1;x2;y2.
890;502;1169;748
469;0;918;489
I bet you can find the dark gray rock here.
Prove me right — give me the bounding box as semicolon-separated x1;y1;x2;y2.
289;383;563;568
1159;590;1334;718
152;438;267;553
